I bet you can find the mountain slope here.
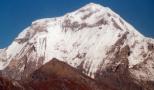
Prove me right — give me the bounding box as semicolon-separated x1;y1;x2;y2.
0;76;22;90
23;58;115;90
0;3;154;90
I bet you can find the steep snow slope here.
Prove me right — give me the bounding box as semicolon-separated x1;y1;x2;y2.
0;3;154;82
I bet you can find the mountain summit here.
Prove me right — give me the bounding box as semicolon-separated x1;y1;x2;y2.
0;3;154;90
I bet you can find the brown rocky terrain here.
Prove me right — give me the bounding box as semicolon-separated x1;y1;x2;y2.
0;77;21;90
23;58;114;90
1;58;116;90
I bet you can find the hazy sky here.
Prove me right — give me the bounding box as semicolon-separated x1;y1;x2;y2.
0;0;154;48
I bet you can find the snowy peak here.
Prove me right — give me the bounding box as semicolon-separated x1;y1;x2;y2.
79;3;106;12
62;3;143;38
16;2;142;38
0;3;143;69
77;3;117;17
0;3;154;85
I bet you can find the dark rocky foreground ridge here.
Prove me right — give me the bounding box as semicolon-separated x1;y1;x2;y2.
1;58;154;90
0;58;115;90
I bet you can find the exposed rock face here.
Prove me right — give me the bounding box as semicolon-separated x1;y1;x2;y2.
95;45;142;90
0;3;154;90
0;76;22;90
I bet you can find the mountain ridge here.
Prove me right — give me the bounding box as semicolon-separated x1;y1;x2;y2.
0;3;154;90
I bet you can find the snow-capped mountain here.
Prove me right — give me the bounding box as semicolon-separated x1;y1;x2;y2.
0;3;154;90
